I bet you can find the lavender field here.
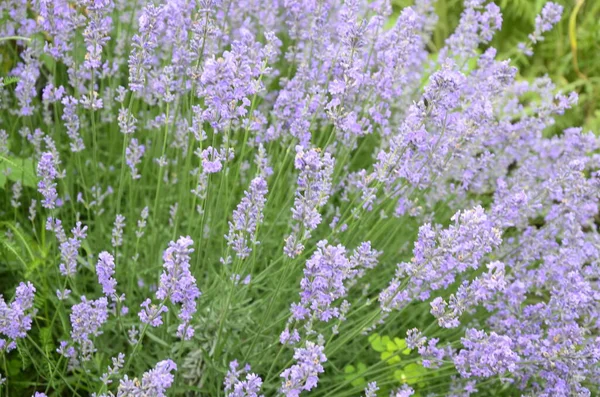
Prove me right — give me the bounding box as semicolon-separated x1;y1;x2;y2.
0;0;599;396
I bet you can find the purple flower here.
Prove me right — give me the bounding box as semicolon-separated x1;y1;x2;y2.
280;328;301;346
138;299;168;327
280;341;327;396
294;241;350;322
430;261;506;328
82;0;113;70
126;138;145;180
101;352;125;385
48;220;88;277
118;108;137;135
96;251;117;297
61;96;84;152
454;328;519;378
136;206;150;238
149;236;201;339
111;214;126;247
198;146;233;174
364;382;378;397
117;359;177;397
0;282;36;352
68;296;108;361
530;2;563;44
284;147;335;258
391;385;414;397
129;4;164;93
37;152;58;209
56;289;71;301
225;177;268;258
224;360;264;397
380;206;501;312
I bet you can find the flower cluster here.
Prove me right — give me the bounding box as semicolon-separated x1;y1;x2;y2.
140;236;201;340
36;152;58;209
66;296;109;362
380;206;502;312
224;360;264;397
280;341;327;396
117;359;177;397
0;282;36;352
284;147;335;257
225;176;269;258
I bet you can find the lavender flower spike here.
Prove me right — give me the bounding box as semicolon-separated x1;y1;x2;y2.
280;341;327;396
0;282;36;352
156;236;201;340
284;147;335;258
117;359;177;397
225;176;268;258
96;251;117;297
37;152;58;209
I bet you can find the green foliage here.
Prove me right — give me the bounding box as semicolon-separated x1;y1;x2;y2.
0;155;38;189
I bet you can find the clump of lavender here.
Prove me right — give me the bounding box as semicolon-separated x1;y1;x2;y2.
379;206;502;312
1;0;599;396
454;328;520;378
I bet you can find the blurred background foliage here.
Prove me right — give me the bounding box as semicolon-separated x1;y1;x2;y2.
393;0;600;135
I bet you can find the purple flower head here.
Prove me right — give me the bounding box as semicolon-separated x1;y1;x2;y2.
391;385;414;397
454;328;520;378
155;236;201;339
280;341;327;396
118;108;137;135
198;146;233;173
0;282;36;352
126;138;145;180
530;2;563;44
280;328;301;346
225;176;268;258
37;152;58;209
96;251;117;297
136;206;150;238
380;206;501;312
61;96;84;152
111;214;125;247
129;4;164;93
284;147;335;258
55;222;88;277
364;382;379;397
224;360;264;397
295;241;350;322
117;359;177;397
68;296;108;361
138;299;168;327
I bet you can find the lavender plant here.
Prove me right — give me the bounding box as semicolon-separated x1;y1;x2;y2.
0;0;598;396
